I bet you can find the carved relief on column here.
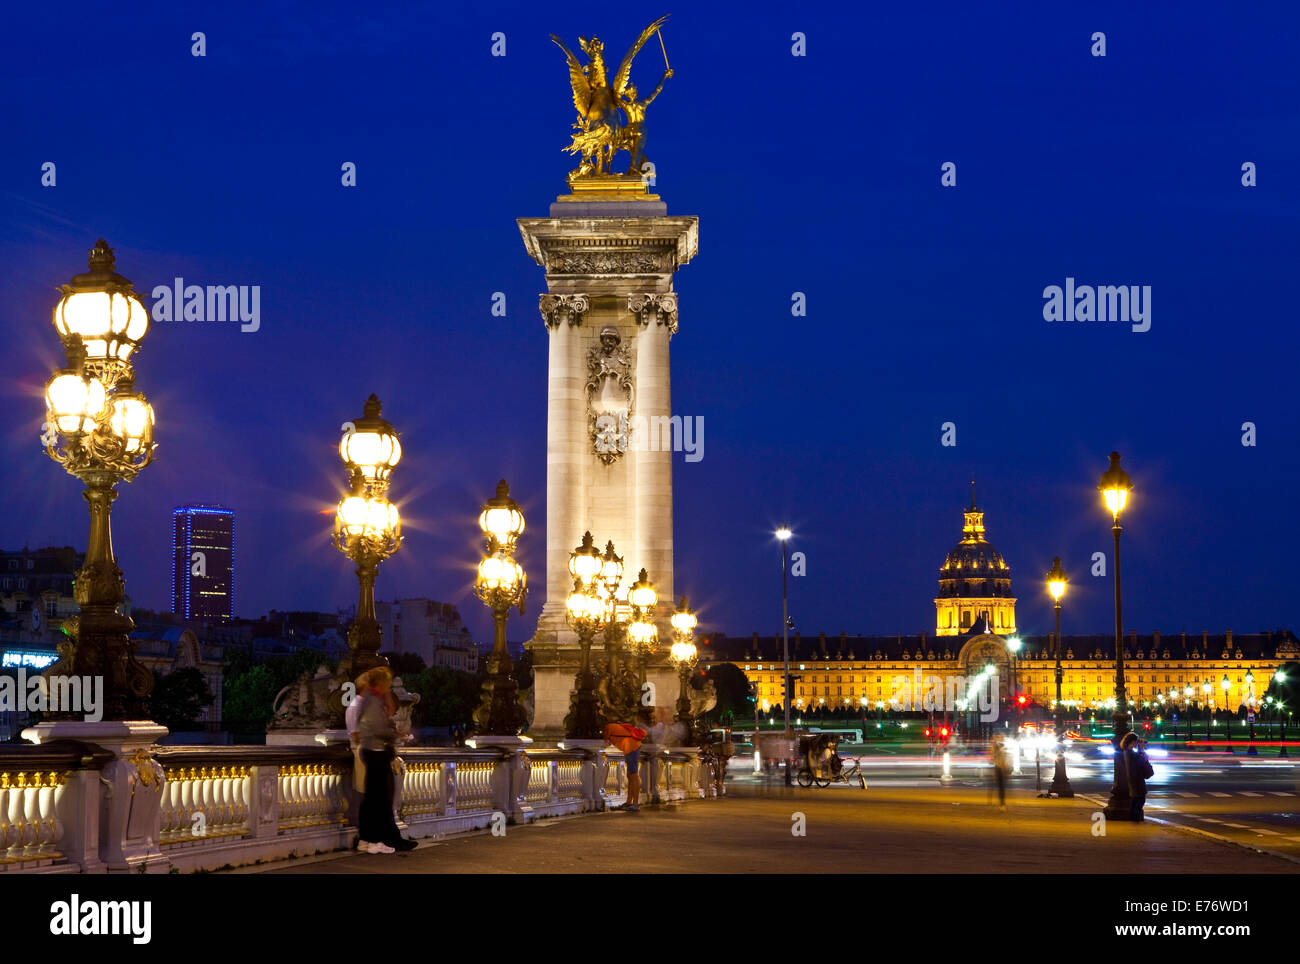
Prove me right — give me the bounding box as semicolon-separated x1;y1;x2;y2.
628;293;678;335
539;293;589;330
585;326;635;465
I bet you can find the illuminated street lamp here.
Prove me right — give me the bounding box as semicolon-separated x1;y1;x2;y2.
1007;636;1023;731
669;597;698;725
565;532;611;739
1045;557;1073;797
1098;451;1134;819
39;241;156;720
472;480;529;735
775;523;794;737
333;395;402;680
1245;668;1257;755
627;568;660;724
1221;674;1233;753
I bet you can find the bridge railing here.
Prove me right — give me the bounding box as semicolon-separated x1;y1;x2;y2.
0;738;717;874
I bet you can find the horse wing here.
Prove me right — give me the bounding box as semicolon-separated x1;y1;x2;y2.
551;34;593;123
612;15;669;97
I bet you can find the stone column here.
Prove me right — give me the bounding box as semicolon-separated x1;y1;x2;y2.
518;213;699;739
630;293;677;615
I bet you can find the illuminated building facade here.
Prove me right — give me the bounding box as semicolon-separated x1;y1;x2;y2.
702;628;1298;717
701;488;1297;717
172;505;235;621
935;488;1016;637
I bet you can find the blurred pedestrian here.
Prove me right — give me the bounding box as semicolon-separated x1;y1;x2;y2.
356;666;417;853
990;734;1012;809
1122;731;1154;821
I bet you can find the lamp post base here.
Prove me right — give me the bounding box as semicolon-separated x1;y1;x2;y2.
1048;756;1074;798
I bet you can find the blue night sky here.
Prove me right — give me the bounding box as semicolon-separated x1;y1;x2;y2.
2;2;1297;646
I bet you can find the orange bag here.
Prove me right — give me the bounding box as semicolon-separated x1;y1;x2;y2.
604;722;647;754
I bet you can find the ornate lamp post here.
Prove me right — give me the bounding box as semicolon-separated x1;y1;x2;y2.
1202;680;1213;743
1099;451;1134;818
669;597;698;725
1045;557;1073;797
41;240;156;720
627;568;660;724
472;480;529;735
333;395;402;681
564;532;608;739
1221;674;1233;753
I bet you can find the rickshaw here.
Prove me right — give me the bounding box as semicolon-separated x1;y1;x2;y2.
796;732;867;788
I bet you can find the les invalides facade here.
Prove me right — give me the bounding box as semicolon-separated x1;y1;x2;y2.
702;493;1298;718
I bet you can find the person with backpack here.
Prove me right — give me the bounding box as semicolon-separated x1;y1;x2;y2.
603;721;648;812
1121;730;1155;821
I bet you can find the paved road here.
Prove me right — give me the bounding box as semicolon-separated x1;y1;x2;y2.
247;777;1295;874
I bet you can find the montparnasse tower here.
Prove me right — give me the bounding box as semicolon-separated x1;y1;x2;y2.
935;483;1017;637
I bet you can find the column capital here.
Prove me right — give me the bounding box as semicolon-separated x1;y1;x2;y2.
628;292;678;334
540;293;590;330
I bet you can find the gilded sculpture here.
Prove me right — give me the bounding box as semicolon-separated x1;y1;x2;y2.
551;16;673;180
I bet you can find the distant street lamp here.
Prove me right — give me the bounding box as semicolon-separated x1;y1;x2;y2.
1007;636;1023;732
669;597;699;726
472;480;528;735
1202;680;1213;743
1099;451;1134;819
776;523;793;736
1046;557;1073;797
564;532;609;740
40;240;156;720
1245;668;1257;756
1221;674;1233;753
333;395;402;681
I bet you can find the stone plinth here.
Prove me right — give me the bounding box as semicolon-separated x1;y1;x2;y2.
517;205;698;738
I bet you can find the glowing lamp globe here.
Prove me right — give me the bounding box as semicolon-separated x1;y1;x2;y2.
478;479;524;549
109;392;155;454
478;552;523;594
45;372;106;436
53;240;149;364
1098;451;1133;519
568;531;603;589
340;394;401;481
1046;556;1068;602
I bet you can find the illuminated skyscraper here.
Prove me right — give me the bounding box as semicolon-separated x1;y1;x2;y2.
172;505;234;621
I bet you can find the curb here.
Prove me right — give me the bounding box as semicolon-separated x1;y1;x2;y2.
1077;793;1300;867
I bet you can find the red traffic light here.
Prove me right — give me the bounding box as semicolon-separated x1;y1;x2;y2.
1017;695;1027;705
924;728;932;738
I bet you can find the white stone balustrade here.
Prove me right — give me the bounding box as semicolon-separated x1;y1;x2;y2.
0;738;722;874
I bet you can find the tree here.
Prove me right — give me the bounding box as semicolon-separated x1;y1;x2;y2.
149;667;214;733
406;666;482;728
222;665;279;734
384;651;427;677
701;662;754;725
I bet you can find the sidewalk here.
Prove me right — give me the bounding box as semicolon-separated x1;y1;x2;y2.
243;783;1294;874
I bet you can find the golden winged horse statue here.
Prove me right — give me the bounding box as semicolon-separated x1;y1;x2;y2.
551;16;673;179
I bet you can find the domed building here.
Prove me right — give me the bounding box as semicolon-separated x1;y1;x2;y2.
935;486;1017;637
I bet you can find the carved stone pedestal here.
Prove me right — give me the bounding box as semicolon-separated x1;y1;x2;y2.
24;720;168;873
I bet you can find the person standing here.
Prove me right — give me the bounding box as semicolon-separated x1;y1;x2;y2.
604;721;648;812
1122;731;1154;821
990;734;1012;809
355;667;417;853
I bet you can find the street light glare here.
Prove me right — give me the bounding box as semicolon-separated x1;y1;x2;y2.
775;525;792;541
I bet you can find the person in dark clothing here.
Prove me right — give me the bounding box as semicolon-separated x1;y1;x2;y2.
1121;731;1154;821
355;667;417;853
